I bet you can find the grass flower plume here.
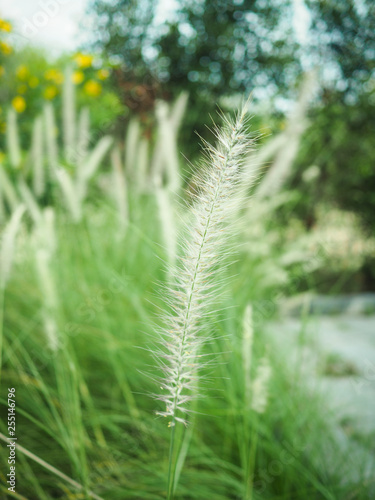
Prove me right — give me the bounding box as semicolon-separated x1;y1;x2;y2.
155;104;254;427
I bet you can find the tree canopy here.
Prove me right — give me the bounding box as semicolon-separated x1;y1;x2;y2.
88;0;300;100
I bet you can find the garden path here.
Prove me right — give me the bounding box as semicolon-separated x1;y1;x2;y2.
266;312;375;484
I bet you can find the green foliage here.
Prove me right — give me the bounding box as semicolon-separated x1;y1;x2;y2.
305;0;375;96
88;0;300;100
290;91;375;230
0;201;371;499
0;45;123;151
82;90;126;134
0;6;374;490
89;0;156;78
0;90;373;497
154;0;299;98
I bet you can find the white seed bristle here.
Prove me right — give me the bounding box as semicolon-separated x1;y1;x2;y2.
242;304;254;408
0;205;26;289
251;357;272;414
154;104;255;426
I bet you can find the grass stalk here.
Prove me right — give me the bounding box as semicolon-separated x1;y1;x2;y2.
0;433;104;500
154;102;254;496
167;423;177;500
245;416;259;500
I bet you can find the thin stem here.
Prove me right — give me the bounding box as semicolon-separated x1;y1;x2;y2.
0;433;105;500
167;423;176;500
245;416;258;500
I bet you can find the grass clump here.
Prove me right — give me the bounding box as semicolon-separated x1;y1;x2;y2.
0;95;373;500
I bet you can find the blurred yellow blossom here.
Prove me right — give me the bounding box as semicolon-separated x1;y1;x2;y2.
74;53;94;69
16;65;29;80
97;69;110;80
12;96;26;113
29;76;39;88
44;86;58;100
45;69;63;84
84;80;102;97
17;84;27;94
72;70;84;84
0;151;5;162
0;19;12;32
0;41;12;55
0;66;4;77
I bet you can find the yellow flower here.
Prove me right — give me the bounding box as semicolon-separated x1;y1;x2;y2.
0;66;4;77
97;68;110;80
12;96;26;113
44;69;56;80
72;70;84;84
83;80;102;97
29;76;39;88
0;151;5;163
54;73;64;84
17;84;27;94
44;69;64;84
74;53;94;69
43;85;58;100
16;65;29;80
0;41;12;55
0;19;12;32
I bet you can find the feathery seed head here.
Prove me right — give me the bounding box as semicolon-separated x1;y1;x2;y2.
251;357;272;414
154;105;255;426
0;204;25;289
243;303;254;407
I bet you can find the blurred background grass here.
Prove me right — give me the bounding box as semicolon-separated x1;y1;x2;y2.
0;1;374;498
